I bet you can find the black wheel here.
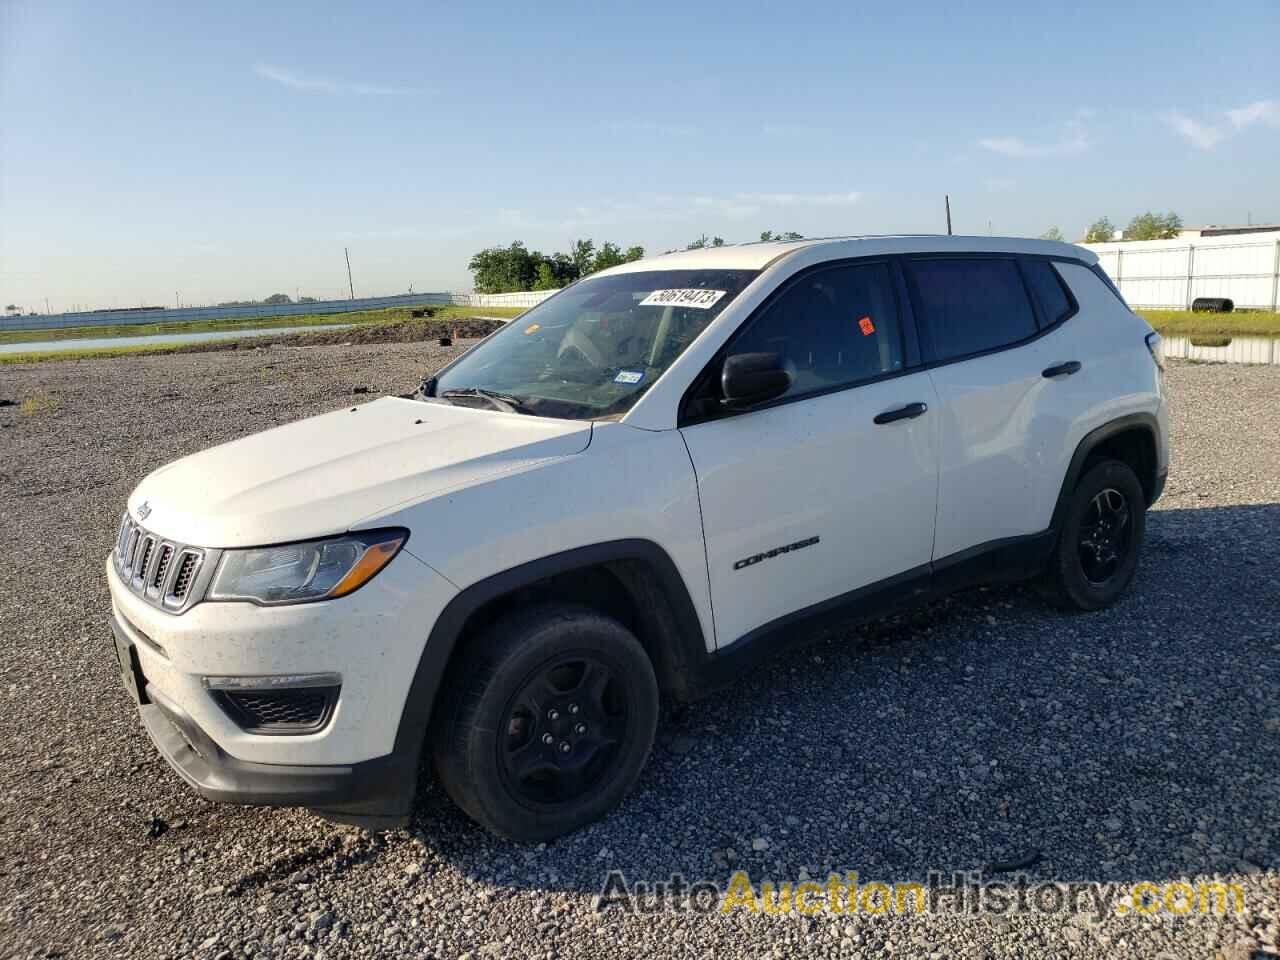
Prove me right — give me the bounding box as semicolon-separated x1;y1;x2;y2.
1041;459;1146;611
431;603;658;841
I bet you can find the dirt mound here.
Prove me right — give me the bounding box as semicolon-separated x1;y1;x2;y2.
295;316;508;346
123;316;509;360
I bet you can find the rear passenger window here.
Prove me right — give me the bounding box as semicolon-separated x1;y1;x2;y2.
1022;259;1073;327
731;261;903;400
908;259;1037;361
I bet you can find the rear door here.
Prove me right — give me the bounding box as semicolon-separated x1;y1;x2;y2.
903;255;1082;561
679;260;939;647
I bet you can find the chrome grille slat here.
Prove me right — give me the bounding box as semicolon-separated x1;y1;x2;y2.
125;529;142;573
116;515;133;560
112;514;207;613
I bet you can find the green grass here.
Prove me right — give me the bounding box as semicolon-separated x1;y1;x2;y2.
1138;309;1280;337
0;304;524;346
0;341;211;365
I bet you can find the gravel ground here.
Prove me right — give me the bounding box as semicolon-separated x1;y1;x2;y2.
1;346;1277;960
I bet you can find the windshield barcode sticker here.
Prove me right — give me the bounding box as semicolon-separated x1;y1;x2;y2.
639;288;727;309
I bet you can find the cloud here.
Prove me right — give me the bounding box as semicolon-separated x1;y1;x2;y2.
1227;99;1279;130
605;119;699;136
977;133;1089;158
253;64;411;96
484;190;864;232
760;122;827;138
1163;111;1226;150
1164;98;1277;150
978;110;1092;158
734;191;862;207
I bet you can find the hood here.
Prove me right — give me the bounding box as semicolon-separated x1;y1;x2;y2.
129;397;592;547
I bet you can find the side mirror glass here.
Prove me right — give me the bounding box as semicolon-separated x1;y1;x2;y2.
721;352;790;409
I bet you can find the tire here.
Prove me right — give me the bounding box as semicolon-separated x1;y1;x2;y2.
1040;459;1147;611
431;603;659;841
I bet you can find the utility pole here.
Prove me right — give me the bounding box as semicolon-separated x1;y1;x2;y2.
945;196;953;236
344;248;355;300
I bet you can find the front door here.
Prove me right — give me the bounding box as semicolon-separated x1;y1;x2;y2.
679;260;939;647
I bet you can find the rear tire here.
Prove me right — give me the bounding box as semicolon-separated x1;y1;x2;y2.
432;603;658;841
1040;459;1146;611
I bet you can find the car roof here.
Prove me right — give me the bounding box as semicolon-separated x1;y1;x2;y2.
597;235;1097;274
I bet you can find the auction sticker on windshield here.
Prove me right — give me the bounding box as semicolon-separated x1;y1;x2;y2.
639;288;727;309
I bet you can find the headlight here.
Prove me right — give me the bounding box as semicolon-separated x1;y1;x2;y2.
208;529;407;606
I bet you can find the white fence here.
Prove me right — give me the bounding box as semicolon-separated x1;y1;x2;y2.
1083;231;1280;310
436;290;559;309
0;289;560;332
2;293;456;333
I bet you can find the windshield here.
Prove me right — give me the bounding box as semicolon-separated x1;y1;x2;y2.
431;268;759;419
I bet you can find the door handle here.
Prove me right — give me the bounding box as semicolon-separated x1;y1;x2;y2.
873;402;928;425
1042;361;1082;378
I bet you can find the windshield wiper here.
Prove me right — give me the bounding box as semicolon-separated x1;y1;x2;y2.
439;387;526;413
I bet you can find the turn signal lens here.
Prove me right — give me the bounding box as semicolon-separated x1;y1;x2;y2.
329;538;403;598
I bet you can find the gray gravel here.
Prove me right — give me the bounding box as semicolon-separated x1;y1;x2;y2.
1;346;1277;959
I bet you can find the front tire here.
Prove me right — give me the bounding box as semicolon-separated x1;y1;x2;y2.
432;604;659;841
1041;459;1146;611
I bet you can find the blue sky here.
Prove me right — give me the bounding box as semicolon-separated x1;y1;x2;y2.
1;0;1277;311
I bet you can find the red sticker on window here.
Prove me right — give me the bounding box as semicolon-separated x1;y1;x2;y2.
858;316;875;336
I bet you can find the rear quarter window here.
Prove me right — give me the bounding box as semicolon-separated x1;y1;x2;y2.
907;258;1038;361
1021;259;1075;327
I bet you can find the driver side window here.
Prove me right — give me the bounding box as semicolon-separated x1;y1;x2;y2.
731;261;904;402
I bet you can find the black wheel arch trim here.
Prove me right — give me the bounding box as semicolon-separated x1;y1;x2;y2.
1050;412;1163;533
391;539;710;769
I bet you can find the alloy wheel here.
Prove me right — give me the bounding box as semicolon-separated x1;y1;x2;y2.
1077;487;1132;585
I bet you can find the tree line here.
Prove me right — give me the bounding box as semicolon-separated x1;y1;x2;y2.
1040;211;1184;244
468;231;805;293
468;240;644;294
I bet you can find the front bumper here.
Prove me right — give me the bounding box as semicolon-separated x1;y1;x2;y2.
106;551;456;766
112;613;417;826
105;540;460;826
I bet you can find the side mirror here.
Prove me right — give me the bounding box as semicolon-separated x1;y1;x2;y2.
721;352;790;409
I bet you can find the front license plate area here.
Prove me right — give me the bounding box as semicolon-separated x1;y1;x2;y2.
112;625;148;705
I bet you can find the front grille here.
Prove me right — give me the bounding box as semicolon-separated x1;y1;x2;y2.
214;686;339;734
112;513;208;613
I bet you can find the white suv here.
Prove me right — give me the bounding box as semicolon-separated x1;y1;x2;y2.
108;236;1168;840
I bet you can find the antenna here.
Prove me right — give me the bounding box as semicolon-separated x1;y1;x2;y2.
345;248;355;300
945;195;953;236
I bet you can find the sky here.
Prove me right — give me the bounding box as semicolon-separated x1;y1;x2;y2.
1;0;1278;312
